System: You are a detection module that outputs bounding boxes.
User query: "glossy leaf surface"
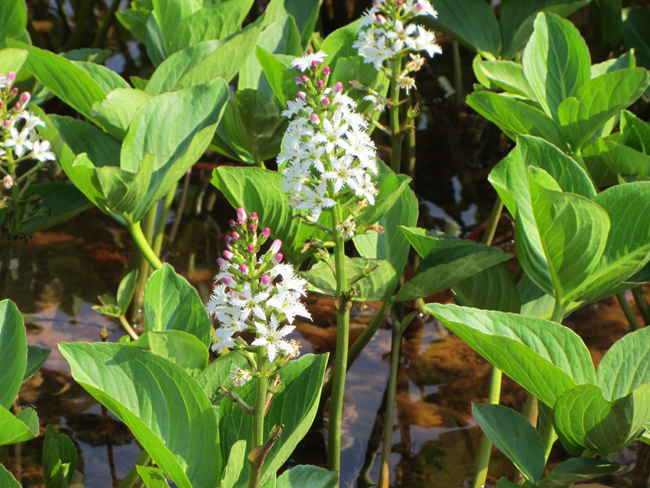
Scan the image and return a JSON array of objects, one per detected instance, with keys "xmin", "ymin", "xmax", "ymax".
[{"xmin": 43, "ymin": 425, "xmax": 77, "ymax": 488}]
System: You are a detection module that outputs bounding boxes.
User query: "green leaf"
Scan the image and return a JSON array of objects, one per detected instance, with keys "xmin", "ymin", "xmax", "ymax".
[
  {"xmin": 59, "ymin": 342, "xmax": 221, "ymax": 488},
  {"xmin": 130, "ymin": 330, "xmax": 209, "ymax": 377},
  {"xmin": 0, "ymin": 299, "xmax": 26, "ymax": 409},
  {"xmin": 276, "ymin": 465, "xmax": 338, "ymax": 488},
  {"xmin": 151, "ymin": 0, "xmax": 202, "ymax": 54},
  {"xmin": 472, "ymin": 403, "xmax": 545, "ymax": 484},
  {"xmin": 145, "ymin": 11, "xmax": 167, "ymax": 66},
  {"xmin": 553, "ymin": 382, "xmax": 650, "ymax": 455},
  {"xmin": 478, "ymin": 60, "xmax": 536, "ymax": 99},
  {"xmin": 496, "ymin": 478, "xmax": 520, "ymax": 488},
  {"xmin": 399, "ymin": 227, "xmax": 459, "ymax": 258},
  {"xmin": 592, "ymin": 0, "xmax": 623, "ymax": 46},
  {"xmin": 418, "ymin": 0, "xmax": 500, "ymax": 58},
  {"xmin": 0, "ymin": 465, "xmax": 19, "ymax": 487},
  {"xmin": 143, "ymin": 264, "xmax": 212, "ymax": 347},
  {"xmin": 0, "ymin": 47, "xmax": 28, "ymax": 74},
  {"xmin": 169, "ymin": 0, "xmax": 255, "ymax": 53},
  {"xmin": 91, "ymin": 88, "xmax": 154, "ymax": 140},
  {"xmin": 219, "ymin": 354, "xmax": 327, "ymax": 487},
  {"xmin": 24, "ymin": 345, "xmax": 50, "ymax": 383},
  {"xmin": 256, "ymin": 48, "xmax": 297, "ymax": 106},
  {"xmin": 262, "ymin": 0, "xmax": 324, "ymax": 48},
  {"xmin": 43, "ymin": 425, "xmax": 77, "ymax": 488},
  {"xmin": 0, "ymin": 0, "xmax": 26, "ymax": 44},
  {"xmin": 623, "ymin": 7, "xmax": 650, "ymax": 71},
  {"xmin": 74, "ymin": 61, "xmax": 130, "ymax": 94},
  {"xmin": 538, "ymin": 458, "xmax": 622, "ymax": 488},
  {"xmin": 211, "ymin": 166, "xmax": 329, "ymax": 265},
  {"xmin": 117, "ymin": 269, "xmax": 138, "ymax": 314},
  {"xmin": 216, "ymin": 89, "xmax": 287, "ymax": 165},
  {"xmin": 302, "ymin": 257, "xmax": 397, "ymax": 301},
  {"xmin": 522, "ymin": 12, "xmax": 591, "ymax": 121},
  {"xmin": 0, "ymin": 405, "xmax": 39, "ymax": 445},
  {"xmin": 518, "ymin": 275, "xmax": 583, "ymax": 320},
  {"xmin": 590, "ymin": 50, "xmax": 635, "ymax": 79},
  {"xmin": 239, "ymin": 15, "xmax": 302, "ymax": 99},
  {"xmin": 219, "ymin": 440, "xmax": 247, "ymax": 488},
  {"xmin": 355, "ymin": 165, "xmax": 411, "ymax": 229},
  {"xmin": 424, "ymin": 303, "xmax": 595, "ymax": 406},
  {"xmin": 137, "ymin": 467, "xmax": 171, "ymax": 488},
  {"xmin": 466, "ymin": 92, "xmax": 568, "ymax": 151},
  {"xmin": 196, "ymin": 351, "xmax": 250, "ymax": 404},
  {"xmin": 558, "ymin": 68, "xmax": 650, "ymax": 150},
  {"xmin": 396, "ymin": 241, "xmax": 513, "ymax": 302},
  {"xmin": 321, "ymin": 19, "xmax": 364, "ymax": 72},
  {"xmin": 500, "ymin": 1, "xmax": 590, "ymax": 60},
  {"xmin": 593, "ymin": 139, "xmax": 650, "ymax": 179},
  {"xmin": 116, "ymin": 9, "xmax": 150, "ymax": 44},
  {"xmin": 452, "ymin": 262, "xmax": 521, "ymax": 313},
  {"xmin": 620, "ymin": 109, "xmax": 650, "ymax": 153},
  {"xmin": 176, "ymin": 23, "xmax": 263, "ymax": 89},
  {"xmin": 7, "ymin": 41, "xmax": 106, "ymax": 121}
]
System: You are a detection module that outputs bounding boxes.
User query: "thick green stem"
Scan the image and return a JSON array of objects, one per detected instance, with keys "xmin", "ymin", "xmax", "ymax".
[
  {"xmin": 550, "ymin": 296, "xmax": 566, "ymax": 324},
  {"xmin": 326, "ymin": 198, "xmax": 350, "ymax": 473},
  {"xmin": 248, "ymin": 349, "xmax": 268, "ymax": 488},
  {"xmin": 482, "ymin": 197, "xmax": 503, "ymax": 246},
  {"xmin": 541, "ymin": 414, "xmax": 558, "ymax": 463},
  {"xmin": 92, "ymin": 0, "xmax": 121, "ymax": 47},
  {"xmin": 119, "ymin": 315, "xmax": 139, "ymax": 341},
  {"xmin": 616, "ymin": 291, "xmax": 640, "ymax": 331},
  {"xmin": 127, "ymin": 218, "xmax": 164, "ymax": 271},
  {"xmin": 378, "ymin": 325, "xmax": 402, "ymax": 488},
  {"xmin": 152, "ymin": 184, "xmax": 177, "ymax": 258},
  {"xmin": 470, "ymin": 367, "xmax": 503, "ymax": 488},
  {"xmin": 389, "ymin": 52, "xmax": 404, "ymax": 174},
  {"xmin": 631, "ymin": 286, "xmax": 650, "ymax": 327},
  {"xmin": 117, "ymin": 449, "xmax": 151, "ymax": 488}
]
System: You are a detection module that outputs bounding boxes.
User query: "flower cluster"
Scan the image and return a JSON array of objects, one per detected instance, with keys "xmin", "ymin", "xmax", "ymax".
[
  {"xmin": 353, "ymin": 0, "xmax": 441, "ymax": 73},
  {"xmin": 278, "ymin": 52, "xmax": 379, "ymax": 226},
  {"xmin": 0, "ymin": 72, "xmax": 55, "ymax": 185},
  {"xmin": 207, "ymin": 208, "xmax": 310, "ymax": 382}
]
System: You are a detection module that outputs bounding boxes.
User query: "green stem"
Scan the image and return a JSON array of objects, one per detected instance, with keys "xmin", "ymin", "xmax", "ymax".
[
  {"xmin": 152, "ymin": 184, "xmax": 177, "ymax": 258},
  {"xmin": 482, "ymin": 197, "xmax": 503, "ymax": 245},
  {"xmin": 550, "ymin": 296, "xmax": 566, "ymax": 324},
  {"xmin": 616, "ymin": 291, "xmax": 640, "ymax": 331},
  {"xmin": 541, "ymin": 413, "xmax": 558, "ymax": 463},
  {"xmin": 127, "ymin": 218, "xmax": 163, "ymax": 271},
  {"xmin": 389, "ymin": 52, "xmax": 404, "ymax": 174},
  {"xmin": 117, "ymin": 449, "xmax": 151, "ymax": 488},
  {"xmin": 119, "ymin": 315, "xmax": 139, "ymax": 341},
  {"xmin": 92, "ymin": 0, "xmax": 121, "ymax": 47},
  {"xmin": 452, "ymin": 41, "xmax": 462, "ymax": 108},
  {"xmin": 378, "ymin": 325, "xmax": 402, "ymax": 488},
  {"xmin": 248, "ymin": 348, "xmax": 268, "ymax": 488},
  {"xmin": 405, "ymin": 94, "xmax": 416, "ymax": 184},
  {"xmin": 470, "ymin": 367, "xmax": 503, "ymax": 488},
  {"xmin": 326, "ymin": 193, "xmax": 350, "ymax": 473},
  {"xmin": 631, "ymin": 286, "xmax": 650, "ymax": 327}
]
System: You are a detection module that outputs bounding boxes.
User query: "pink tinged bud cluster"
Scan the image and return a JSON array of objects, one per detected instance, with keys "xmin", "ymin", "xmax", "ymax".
[
  {"xmin": 207, "ymin": 208, "xmax": 310, "ymax": 363},
  {"xmin": 278, "ymin": 51, "xmax": 380, "ymax": 224},
  {"xmin": 353, "ymin": 0, "xmax": 441, "ymax": 71}
]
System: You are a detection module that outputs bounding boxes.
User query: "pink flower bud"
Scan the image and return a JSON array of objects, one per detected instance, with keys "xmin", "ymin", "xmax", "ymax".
[
  {"xmin": 260, "ymin": 275, "xmax": 271, "ymax": 287},
  {"xmin": 396, "ymin": 0, "xmax": 403, "ymax": 6},
  {"xmin": 7, "ymin": 72, "xmax": 15, "ymax": 84},
  {"xmin": 323, "ymin": 66, "xmax": 330, "ymax": 75},
  {"xmin": 222, "ymin": 276, "xmax": 235, "ymax": 287},
  {"xmin": 19, "ymin": 92, "xmax": 30, "ymax": 104},
  {"xmin": 317, "ymin": 79, "xmax": 324, "ymax": 88},
  {"xmin": 301, "ymin": 75, "xmax": 309, "ymax": 83},
  {"xmin": 262, "ymin": 228, "xmax": 271, "ymax": 238},
  {"xmin": 376, "ymin": 14, "xmax": 385, "ymax": 23},
  {"xmin": 310, "ymin": 113, "xmax": 320, "ymax": 124},
  {"xmin": 248, "ymin": 244, "xmax": 255, "ymax": 253},
  {"xmin": 272, "ymin": 253, "xmax": 283, "ymax": 264},
  {"xmin": 3, "ymin": 119, "xmax": 10, "ymax": 127},
  {"xmin": 295, "ymin": 66, "xmax": 302, "ymax": 72},
  {"xmin": 294, "ymin": 76, "xmax": 303, "ymax": 85},
  {"xmin": 237, "ymin": 207, "xmax": 247, "ymax": 222},
  {"xmin": 321, "ymin": 96, "xmax": 330, "ymax": 106},
  {"xmin": 223, "ymin": 250, "xmax": 234, "ymax": 260},
  {"xmin": 297, "ymin": 91, "xmax": 307, "ymax": 101},
  {"xmin": 249, "ymin": 224, "xmax": 257, "ymax": 233},
  {"xmin": 311, "ymin": 60, "xmax": 320, "ymax": 68},
  {"xmin": 13, "ymin": 103, "xmax": 21, "ymax": 111},
  {"xmin": 250, "ymin": 212, "xmax": 258, "ymax": 222},
  {"xmin": 239, "ymin": 264, "xmax": 249, "ymax": 274},
  {"xmin": 229, "ymin": 219, "xmax": 236, "ymax": 227},
  {"xmin": 333, "ymin": 81, "xmax": 344, "ymax": 93},
  {"xmin": 237, "ymin": 217, "xmax": 245, "ymax": 226},
  {"xmin": 11, "ymin": 88, "xmax": 17, "ymax": 96},
  {"xmin": 225, "ymin": 235, "xmax": 233, "ymax": 245},
  {"xmin": 269, "ymin": 239, "xmax": 282, "ymax": 254},
  {"xmin": 231, "ymin": 231, "xmax": 240, "ymax": 240},
  {"xmin": 217, "ymin": 258, "xmax": 228, "ymax": 268},
  {"xmin": 0, "ymin": 101, "xmax": 4, "ymax": 108},
  {"xmin": 416, "ymin": 2, "xmax": 424, "ymax": 9}
]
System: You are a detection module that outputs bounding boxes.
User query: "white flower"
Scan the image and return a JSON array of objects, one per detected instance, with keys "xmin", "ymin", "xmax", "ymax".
[
  {"xmin": 252, "ymin": 315, "xmax": 296, "ymax": 362},
  {"xmin": 19, "ymin": 112, "xmax": 45, "ymax": 132},
  {"xmin": 290, "ymin": 51, "xmax": 327, "ymax": 72},
  {"xmin": 398, "ymin": 76, "xmax": 416, "ymax": 94},
  {"xmin": 405, "ymin": 25, "xmax": 442, "ymax": 57},
  {"xmin": 323, "ymin": 154, "xmax": 363, "ymax": 193},
  {"xmin": 3, "ymin": 175, "xmax": 13, "ymax": 189},
  {"xmin": 230, "ymin": 282, "xmax": 269, "ymax": 322},
  {"xmin": 296, "ymin": 182, "xmax": 337, "ymax": 222},
  {"xmin": 336, "ymin": 217, "xmax": 356, "ymax": 239},
  {"xmin": 5, "ymin": 128, "xmax": 32, "ymax": 157},
  {"xmin": 267, "ymin": 288, "xmax": 311, "ymax": 324},
  {"xmin": 211, "ymin": 328, "xmax": 238, "ymax": 353},
  {"xmin": 31, "ymin": 139, "xmax": 55, "ymax": 162},
  {"xmin": 230, "ymin": 364, "xmax": 253, "ymax": 387}
]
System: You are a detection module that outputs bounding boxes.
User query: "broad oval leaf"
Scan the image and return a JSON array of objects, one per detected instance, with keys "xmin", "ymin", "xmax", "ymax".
[
  {"xmin": 219, "ymin": 440, "xmax": 247, "ymax": 488},
  {"xmin": 196, "ymin": 351, "xmax": 250, "ymax": 404},
  {"xmin": 0, "ymin": 299, "xmax": 27, "ymax": 409},
  {"xmin": 538, "ymin": 458, "xmax": 622, "ymax": 488},
  {"xmin": 452, "ymin": 262, "xmax": 521, "ymax": 313},
  {"xmin": 0, "ymin": 0, "xmax": 26, "ymax": 43},
  {"xmin": 276, "ymin": 465, "xmax": 338, "ymax": 488},
  {"xmin": 91, "ymin": 88, "xmax": 153, "ymax": 140},
  {"xmin": 59, "ymin": 341, "xmax": 221, "ymax": 488},
  {"xmin": 143, "ymin": 264, "xmax": 212, "ymax": 347},
  {"xmin": 623, "ymin": 7, "xmax": 650, "ymax": 72},
  {"xmin": 0, "ymin": 406, "xmax": 39, "ymax": 445},
  {"xmin": 43, "ymin": 425, "xmax": 77, "ymax": 488},
  {"xmin": 478, "ymin": 60, "xmax": 535, "ymax": 99},
  {"xmin": 262, "ymin": 0, "xmax": 323, "ymax": 48},
  {"xmin": 0, "ymin": 464, "xmax": 20, "ymax": 488},
  {"xmin": 24, "ymin": 345, "xmax": 50, "ymax": 383},
  {"xmin": 129, "ymin": 330, "xmax": 209, "ymax": 377},
  {"xmin": 137, "ymin": 466, "xmax": 171, "ymax": 488}
]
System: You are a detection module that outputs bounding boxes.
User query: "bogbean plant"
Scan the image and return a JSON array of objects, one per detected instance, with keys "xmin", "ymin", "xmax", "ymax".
[{"xmin": 3, "ymin": 0, "xmax": 650, "ymax": 487}]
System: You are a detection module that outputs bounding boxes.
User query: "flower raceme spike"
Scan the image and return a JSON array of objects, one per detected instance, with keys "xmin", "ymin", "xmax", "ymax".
[
  {"xmin": 278, "ymin": 52, "xmax": 379, "ymax": 226},
  {"xmin": 353, "ymin": 0, "xmax": 441, "ymax": 71},
  {"xmin": 207, "ymin": 208, "xmax": 310, "ymax": 380}
]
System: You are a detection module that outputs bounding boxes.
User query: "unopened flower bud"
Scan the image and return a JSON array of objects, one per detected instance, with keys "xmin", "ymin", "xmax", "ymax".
[
  {"xmin": 323, "ymin": 66, "xmax": 330, "ymax": 75},
  {"xmin": 249, "ymin": 224, "xmax": 257, "ymax": 233},
  {"xmin": 237, "ymin": 207, "xmax": 247, "ymax": 222},
  {"xmin": 223, "ymin": 250, "xmax": 234, "ymax": 260},
  {"xmin": 237, "ymin": 217, "xmax": 245, "ymax": 226},
  {"xmin": 311, "ymin": 60, "xmax": 319, "ymax": 68},
  {"xmin": 13, "ymin": 103, "xmax": 21, "ymax": 111},
  {"xmin": 321, "ymin": 96, "xmax": 330, "ymax": 106},
  {"xmin": 225, "ymin": 235, "xmax": 233, "ymax": 246},
  {"xmin": 260, "ymin": 274, "xmax": 272, "ymax": 287},
  {"xmin": 250, "ymin": 212, "xmax": 258, "ymax": 222},
  {"xmin": 294, "ymin": 76, "xmax": 303, "ymax": 85},
  {"xmin": 272, "ymin": 253, "xmax": 283, "ymax": 264},
  {"xmin": 248, "ymin": 244, "xmax": 255, "ymax": 253},
  {"xmin": 231, "ymin": 231, "xmax": 240, "ymax": 240},
  {"xmin": 317, "ymin": 80, "xmax": 324, "ymax": 88},
  {"xmin": 0, "ymin": 101, "xmax": 3, "ymax": 108},
  {"xmin": 217, "ymin": 258, "xmax": 228, "ymax": 268},
  {"xmin": 376, "ymin": 14, "xmax": 385, "ymax": 23},
  {"xmin": 7, "ymin": 72, "xmax": 15, "ymax": 84},
  {"xmin": 11, "ymin": 88, "xmax": 17, "ymax": 96},
  {"xmin": 297, "ymin": 91, "xmax": 307, "ymax": 101},
  {"xmin": 396, "ymin": 0, "xmax": 403, "ymax": 6},
  {"xmin": 269, "ymin": 239, "xmax": 282, "ymax": 254},
  {"xmin": 3, "ymin": 175, "xmax": 13, "ymax": 189},
  {"xmin": 3, "ymin": 119, "xmax": 10, "ymax": 127},
  {"xmin": 19, "ymin": 92, "xmax": 30, "ymax": 105},
  {"xmin": 301, "ymin": 75, "xmax": 309, "ymax": 83},
  {"xmin": 333, "ymin": 81, "xmax": 344, "ymax": 93},
  {"xmin": 416, "ymin": 2, "xmax": 424, "ymax": 9},
  {"xmin": 229, "ymin": 219, "xmax": 236, "ymax": 227},
  {"xmin": 310, "ymin": 113, "xmax": 320, "ymax": 124},
  {"xmin": 239, "ymin": 264, "xmax": 249, "ymax": 274},
  {"xmin": 222, "ymin": 276, "xmax": 235, "ymax": 287},
  {"xmin": 262, "ymin": 228, "xmax": 271, "ymax": 238}
]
